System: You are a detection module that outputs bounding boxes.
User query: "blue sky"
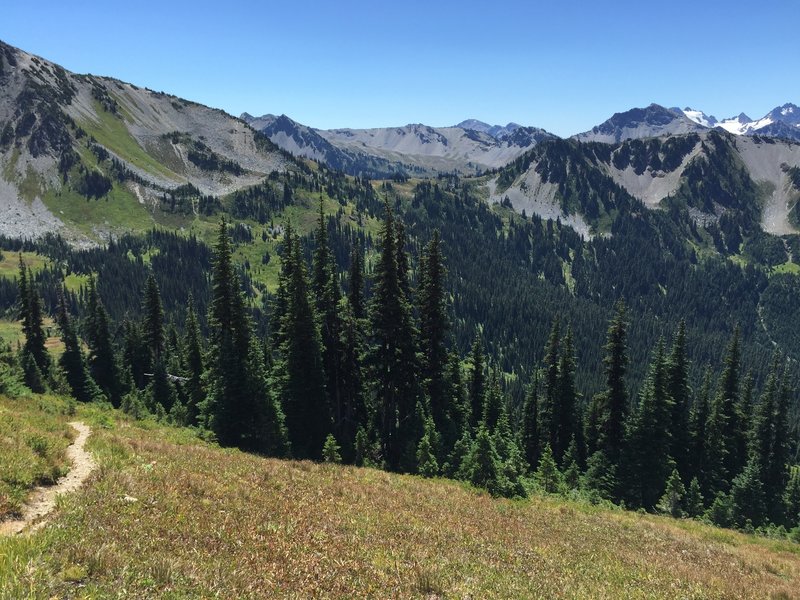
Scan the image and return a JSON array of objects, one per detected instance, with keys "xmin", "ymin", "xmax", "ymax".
[{"xmin": 3, "ymin": 0, "xmax": 799, "ymax": 136}]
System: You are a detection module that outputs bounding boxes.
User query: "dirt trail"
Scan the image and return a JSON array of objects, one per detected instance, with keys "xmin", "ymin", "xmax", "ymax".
[{"xmin": 0, "ymin": 421, "xmax": 96, "ymax": 536}]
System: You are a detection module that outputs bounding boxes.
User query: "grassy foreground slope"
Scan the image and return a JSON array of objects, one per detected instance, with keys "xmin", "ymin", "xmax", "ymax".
[{"xmin": 2, "ymin": 399, "xmax": 800, "ymax": 598}]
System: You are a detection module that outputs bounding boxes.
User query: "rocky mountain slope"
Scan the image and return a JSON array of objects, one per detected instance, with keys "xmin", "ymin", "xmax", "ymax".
[
  {"xmin": 0, "ymin": 40, "xmax": 291, "ymax": 243},
  {"xmin": 242, "ymin": 113, "xmax": 556, "ymax": 177},
  {"xmin": 490, "ymin": 129, "xmax": 800, "ymax": 237}
]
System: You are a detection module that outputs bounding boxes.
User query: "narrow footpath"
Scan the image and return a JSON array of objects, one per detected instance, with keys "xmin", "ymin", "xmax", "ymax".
[{"xmin": 0, "ymin": 421, "xmax": 96, "ymax": 536}]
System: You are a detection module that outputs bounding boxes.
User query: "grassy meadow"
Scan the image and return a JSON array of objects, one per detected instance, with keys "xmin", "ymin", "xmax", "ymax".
[{"xmin": 0, "ymin": 395, "xmax": 799, "ymax": 598}]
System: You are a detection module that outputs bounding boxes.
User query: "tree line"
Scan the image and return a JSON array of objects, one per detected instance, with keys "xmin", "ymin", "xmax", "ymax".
[{"xmin": 9, "ymin": 202, "xmax": 800, "ymax": 540}]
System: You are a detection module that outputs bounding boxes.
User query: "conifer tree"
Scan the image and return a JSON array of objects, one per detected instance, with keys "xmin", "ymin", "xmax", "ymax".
[
  {"xmin": 347, "ymin": 241, "xmax": 366, "ymax": 320},
  {"xmin": 418, "ymin": 230, "xmax": 453, "ymax": 453},
  {"xmin": 482, "ymin": 369, "xmax": 504, "ymax": 432},
  {"xmin": 555, "ymin": 326, "xmax": 577, "ymax": 464},
  {"xmin": 85, "ymin": 276, "xmax": 121, "ymax": 406},
  {"xmin": 666, "ymin": 320, "xmax": 691, "ymax": 480},
  {"xmin": 56, "ymin": 287, "xmax": 103, "ymax": 403},
  {"xmin": 730, "ymin": 457, "xmax": 767, "ymax": 528},
  {"xmin": 367, "ymin": 202, "xmax": 418, "ymax": 471},
  {"xmin": 142, "ymin": 271, "xmax": 165, "ymax": 367},
  {"xmin": 417, "ymin": 416, "xmax": 440, "ymax": 478},
  {"xmin": 539, "ymin": 318, "xmax": 560, "ymax": 456},
  {"xmin": 624, "ymin": 339, "xmax": 674, "ymax": 510},
  {"xmin": 534, "ymin": 444, "xmax": 563, "ymax": 494},
  {"xmin": 596, "ymin": 301, "xmax": 629, "ymax": 472},
  {"xmin": 710, "ymin": 328, "xmax": 743, "ymax": 483},
  {"xmin": 339, "ymin": 300, "xmax": 366, "ymax": 461},
  {"xmin": 562, "ymin": 436, "xmax": 581, "ymax": 490},
  {"xmin": 463, "ymin": 424, "xmax": 503, "ymax": 496},
  {"xmin": 684, "ymin": 477, "xmax": 705, "ymax": 517},
  {"xmin": 689, "ymin": 368, "xmax": 712, "ymax": 488},
  {"xmin": 468, "ymin": 335, "xmax": 486, "ymax": 429},
  {"xmin": 275, "ymin": 227, "xmax": 329, "ymax": 459},
  {"xmin": 18, "ymin": 258, "xmax": 50, "ymax": 380},
  {"xmin": 312, "ymin": 200, "xmax": 343, "ymax": 437},
  {"xmin": 657, "ymin": 468, "xmax": 685, "ymax": 518},
  {"xmin": 204, "ymin": 219, "xmax": 288, "ymax": 454},
  {"xmin": 522, "ymin": 379, "xmax": 540, "ymax": 469},
  {"xmin": 784, "ymin": 471, "xmax": 800, "ymax": 527},
  {"xmin": 183, "ymin": 296, "xmax": 204, "ymax": 426},
  {"xmin": 322, "ymin": 433, "xmax": 342, "ymax": 464}
]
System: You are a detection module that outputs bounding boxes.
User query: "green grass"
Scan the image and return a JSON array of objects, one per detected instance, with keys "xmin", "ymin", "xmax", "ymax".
[
  {"xmin": 772, "ymin": 261, "xmax": 800, "ymax": 275},
  {"xmin": 1, "ymin": 395, "xmax": 800, "ymax": 598},
  {"xmin": 41, "ymin": 182, "xmax": 154, "ymax": 240},
  {"xmin": 0, "ymin": 251, "xmax": 49, "ymax": 280},
  {"xmin": 0, "ymin": 395, "xmax": 74, "ymax": 519},
  {"xmin": 79, "ymin": 100, "xmax": 179, "ymax": 181}
]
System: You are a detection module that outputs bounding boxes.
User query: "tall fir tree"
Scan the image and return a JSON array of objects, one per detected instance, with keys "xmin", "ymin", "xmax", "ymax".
[
  {"xmin": 311, "ymin": 200, "xmax": 343, "ymax": 439},
  {"xmin": 522, "ymin": 378, "xmax": 540, "ymax": 470},
  {"xmin": 18, "ymin": 257, "xmax": 50, "ymax": 380},
  {"xmin": 468, "ymin": 335, "xmax": 486, "ymax": 430},
  {"xmin": 274, "ymin": 226, "xmax": 329, "ymax": 459},
  {"xmin": 666, "ymin": 320, "xmax": 691, "ymax": 481},
  {"xmin": 555, "ymin": 325, "xmax": 577, "ymax": 465},
  {"xmin": 597, "ymin": 300, "xmax": 629, "ymax": 470},
  {"xmin": 710, "ymin": 328, "xmax": 744, "ymax": 484},
  {"xmin": 538, "ymin": 317, "xmax": 560, "ymax": 457},
  {"xmin": 418, "ymin": 230, "xmax": 454, "ymax": 455},
  {"xmin": 689, "ymin": 368, "xmax": 712, "ymax": 489},
  {"xmin": 347, "ymin": 240, "xmax": 366, "ymax": 321},
  {"xmin": 367, "ymin": 202, "xmax": 419, "ymax": 471},
  {"xmin": 204, "ymin": 219, "xmax": 288, "ymax": 454},
  {"xmin": 56, "ymin": 287, "xmax": 103, "ymax": 403},
  {"xmin": 142, "ymin": 271, "xmax": 165, "ymax": 368},
  {"xmin": 85, "ymin": 276, "xmax": 121, "ymax": 406},
  {"xmin": 623, "ymin": 338, "xmax": 674, "ymax": 510},
  {"xmin": 183, "ymin": 296, "xmax": 205, "ymax": 426}
]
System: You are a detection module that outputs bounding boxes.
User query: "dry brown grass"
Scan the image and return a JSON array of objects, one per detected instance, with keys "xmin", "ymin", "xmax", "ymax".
[{"xmin": 1, "ymin": 407, "xmax": 799, "ymax": 598}]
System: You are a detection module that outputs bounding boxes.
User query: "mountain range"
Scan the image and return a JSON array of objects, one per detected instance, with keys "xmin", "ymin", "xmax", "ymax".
[{"xmin": 0, "ymin": 37, "xmax": 799, "ymax": 247}]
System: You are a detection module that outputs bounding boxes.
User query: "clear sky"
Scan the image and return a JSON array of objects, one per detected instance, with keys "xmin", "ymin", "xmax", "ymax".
[{"xmin": 2, "ymin": 0, "xmax": 799, "ymax": 137}]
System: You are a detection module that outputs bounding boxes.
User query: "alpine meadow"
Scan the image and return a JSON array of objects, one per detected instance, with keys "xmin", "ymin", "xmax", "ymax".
[{"xmin": 2, "ymin": 7, "xmax": 800, "ymax": 597}]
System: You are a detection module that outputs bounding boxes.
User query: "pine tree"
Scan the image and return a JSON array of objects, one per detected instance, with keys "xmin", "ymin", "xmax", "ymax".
[
  {"xmin": 56, "ymin": 287, "xmax": 103, "ymax": 403},
  {"xmin": 367, "ymin": 202, "xmax": 418, "ymax": 471},
  {"xmin": 538, "ymin": 317, "xmax": 560, "ymax": 457},
  {"xmin": 142, "ymin": 271, "xmax": 165, "ymax": 368},
  {"xmin": 522, "ymin": 379, "xmax": 540, "ymax": 469},
  {"xmin": 562, "ymin": 436, "xmax": 581, "ymax": 490},
  {"xmin": 275, "ymin": 227, "xmax": 329, "ymax": 459},
  {"xmin": 555, "ymin": 325, "xmax": 577, "ymax": 464},
  {"xmin": 482, "ymin": 369, "xmax": 503, "ymax": 432},
  {"xmin": 183, "ymin": 296, "xmax": 204, "ymax": 426},
  {"xmin": 657, "ymin": 468, "xmax": 685, "ymax": 518},
  {"xmin": 347, "ymin": 241, "xmax": 366, "ymax": 320},
  {"xmin": 666, "ymin": 320, "xmax": 691, "ymax": 481},
  {"xmin": 729, "ymin": 457, "xmax": 767, "ymax": 528},
  {"xmin": 463, "ymin": 424, "xmax": 503, "ymax": 496},
  {"xmin": 417, "ymin": 416, "xmax": 440, "ymax": 478},
  {"xmin": 709, "ymin": 328, "xmax": 743, "ymax": 484},
  {"xmin": 85, "ymin": 276, "xmax": 121, "ymax": 406},
  {"xmin": 339, "ymin": 300, "xmax": 366, "ymax": 461},
  {"xmin": 689, "ymin": 368, "xmax": 712, "ymax": 490},
  {"xmin": 18, "ymin": 258, "xmax": 50, "ymax": 379},
  {"xmin": 684, "ymin": 477, "xmax": 704, "ymax": 517},
  {"xmin": 468, "ymin": 335, "xmax": 486, "ymax": 429},
  {"xmin": 784, "ymin": 471, "xmax": 800, "ymax": 528},
  {"xmin": 322, "ymin": 434, "xmax": 342, "ymax": 464},
  {"xmin": 624, "ymin": 339, "xmax": 674, "ymax": 510},
  {"xmin": 418, "ymin": 230, "xmax": 453, "ymax": 455},
  {"xmin": 534, "ymin": 444, "xmax": 563, "ymax": 494},
  {"xmin": 204, "ymin": 219, "xmax": 288, "ymax": 455},
  {"xmin": 583, "ymin": 450, "xmax": 617, "ymax": 502},
  {"xmin": 597, "ymin": 301, "xmax": 629, "ymax": 469},
  {"xmin": 311, "ymin": 200, "xmax": 343, "ymax": 441}
]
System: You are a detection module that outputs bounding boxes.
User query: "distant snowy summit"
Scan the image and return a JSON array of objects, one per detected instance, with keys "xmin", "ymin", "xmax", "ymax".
[
  {"xmin": 680, "ymin": 103, "xmax": 800, "ymax": 140},
  {"xmin": 575, "ymin": 103, "xmax": 800, "ymax": 143}
]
